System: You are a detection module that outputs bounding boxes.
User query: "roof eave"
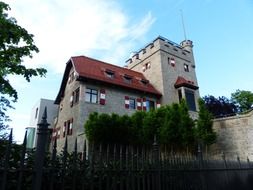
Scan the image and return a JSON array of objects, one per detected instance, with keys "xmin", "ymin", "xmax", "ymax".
[{"xmin": 174, "ymin": 83, "xmax": 199, "ymax": 90}]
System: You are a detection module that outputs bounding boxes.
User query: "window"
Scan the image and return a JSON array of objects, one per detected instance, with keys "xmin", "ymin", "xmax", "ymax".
[
  {"xmin": 178, "ymin": 89, "xmax": 182, "ymax": 102},
  {"xmin": 141, "ymin": 79, "xmax": 149, "ymax": 86},
  {"xmin": 105, "ymin": 69, "xmax": 115, "ymax": 79},
  {"xmin": 129, "ymin": 98, "xmax": 136, "ymax": 109},
  {"xmin": 85, "ymin": 88, "xmax": 98, "ymax": 103},
  {"xmin": 184, "ymin": 64, "xmax": 189, "ymax": 72},
  {"xmin": 123, "ymin": 75, "xmax": 132, "ymax": 84},
  {"xmin": 185, "ymin": 89, "xmax": 196, "ymax": 111},
  {"xmin": 142, "ymin": 62, "xmax": 151, "ymax": 72},
  {"xmin": 74, "ymin": 87, "xmax": 80, "ymax": 104},
  {"xmin": 170, "ymin": 58, "xmax": 175, "ymax": 67},
  {"xmin": 66, "ymin": 119, "xmax": 73, "ymax": 135},
  {"xmin": 146, "ymin": 100, "xmax": 155, "ymax": 111}
]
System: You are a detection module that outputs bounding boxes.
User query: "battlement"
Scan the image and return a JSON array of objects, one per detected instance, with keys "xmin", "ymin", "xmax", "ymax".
[{"xmin": 126, "ymin": 36, "xmax": 193, "ymax": 69}]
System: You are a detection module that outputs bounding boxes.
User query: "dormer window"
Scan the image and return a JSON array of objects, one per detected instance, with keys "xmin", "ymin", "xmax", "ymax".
[
  {"xmin": 141, "ymin": 79, "xmax": 149, "ymax": 86},
  {"xmin": 123, "ymin": 74, "xmax": 132, "ymax": 84},
  {"xmin": 105, "ymin": 69, "xmax": 115, "ymax": 79}
]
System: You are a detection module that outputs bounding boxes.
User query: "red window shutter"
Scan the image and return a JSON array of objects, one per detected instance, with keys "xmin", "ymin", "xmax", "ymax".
[
  {"xmin": 137, "ymin": 98, "xmax": 142, "ymax": 110},
  {"xmin": 125, "ymin": 96, "xmax": 129, "ymax": 109},
  {"xmin": 142, "ymin": 98, "xmax": 146, "ymax": 111},
  {"xmin": 100, "ymin": 89, "xmax": 106, "ymax": 105}
]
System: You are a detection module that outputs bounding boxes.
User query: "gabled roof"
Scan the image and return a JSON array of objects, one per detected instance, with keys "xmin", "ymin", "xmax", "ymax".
[
  {"xmin": 55, "ymin": 56, "xmax": 161, "ymax": 104},
  {"xmin": 174, "ymin": 76, "xmax": 199, "ymax": 90}
]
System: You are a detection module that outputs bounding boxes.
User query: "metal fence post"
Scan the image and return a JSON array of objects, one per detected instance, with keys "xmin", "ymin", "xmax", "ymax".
[
  {"xmin": 197, "ymin": 141, "xmax": 203, "ymax": 168},
  {"xmin": 32, "ymin": 107, "xmax": 50, "ymax": 190},
  {"xmin": 152, "ymin": 135, "xmax": 161, "ymax": 190}
]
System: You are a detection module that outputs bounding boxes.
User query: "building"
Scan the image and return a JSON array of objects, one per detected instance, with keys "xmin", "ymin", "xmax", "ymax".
[
  {"xmin": 28, "ymin": 98, "xmax": 58, "ymax": 148},
  {"xmin": 53, "ymin": 36, "xmax": 200, "ymax": 151}
]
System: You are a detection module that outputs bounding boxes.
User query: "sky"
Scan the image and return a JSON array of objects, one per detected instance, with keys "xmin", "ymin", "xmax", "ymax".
[{"xmin": 3, "ymin": 0, "xmax": 253, "ymax": 143}]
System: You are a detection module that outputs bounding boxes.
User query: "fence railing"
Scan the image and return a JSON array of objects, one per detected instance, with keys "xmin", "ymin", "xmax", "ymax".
[{"xmin": 1, "ymin": 107, "xmax": 253, "ymax": 190}]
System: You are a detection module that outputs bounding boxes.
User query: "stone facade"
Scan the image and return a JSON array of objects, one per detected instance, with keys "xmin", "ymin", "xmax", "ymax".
[
  {"xmin": 55, "ymin": 68, "xmax": 159, "ymax": 151},
  {"xmin": 211, "ymin": 110, "xmax": 253, "ymax": 160}
]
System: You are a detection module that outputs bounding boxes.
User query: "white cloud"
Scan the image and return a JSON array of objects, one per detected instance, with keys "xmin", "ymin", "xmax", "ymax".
[{"xmin": 5, "ymin": 0, "xmax": 156, "ymax": 72}]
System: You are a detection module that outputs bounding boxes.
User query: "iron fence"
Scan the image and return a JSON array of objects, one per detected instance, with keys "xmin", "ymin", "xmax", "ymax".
[{"xmin": 1, "ymin": 107, "xmax": 253, "ymax": 190}]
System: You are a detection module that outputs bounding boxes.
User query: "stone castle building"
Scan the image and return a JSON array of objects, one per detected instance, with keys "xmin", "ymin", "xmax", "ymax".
[{"xmin": 52, "ymin": 36, "xmax": 200, "ymax": 151}]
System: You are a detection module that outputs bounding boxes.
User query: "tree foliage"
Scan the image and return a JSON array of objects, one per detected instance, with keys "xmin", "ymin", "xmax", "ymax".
[
  {"xmin": 203, "ymin": 95, "xmax": 237, "ymax": 118},
  {"xmin": 84, "ymin": 100, "xmax": 203, "ymax": 148},
  {"xmin": 159, "ymin": 100, "xmax": 195, "ymax": 147},
  {"xmin": 231, "ymin": 89, "xmax": 253, "ymax": 112},
  {"xmin": 0, "ymin": 2, "xmax": 47, "ymax": 137},
  {"xmin": 196, "ymin": 99, "xmax": 216, "ymax": 145}
]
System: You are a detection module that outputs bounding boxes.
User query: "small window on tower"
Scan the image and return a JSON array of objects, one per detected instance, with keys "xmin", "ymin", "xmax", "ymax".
[
  {"xmin": 184, "ymin": 64, "xmax": 189, "ymax": 72},
  {"xmin": 170, "ymin": 58, "xmax": 175, "ymax": 67}
]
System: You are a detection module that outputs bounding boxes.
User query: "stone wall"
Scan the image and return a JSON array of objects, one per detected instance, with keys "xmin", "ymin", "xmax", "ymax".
[{"xmin": 211, "ymin": 110, "xmax": 253, "ymax": 160}]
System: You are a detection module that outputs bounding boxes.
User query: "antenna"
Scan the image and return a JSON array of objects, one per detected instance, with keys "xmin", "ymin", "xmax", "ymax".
[{"xmin": 180, "ymin": 10, "xmax": 187, "ymax": 40}]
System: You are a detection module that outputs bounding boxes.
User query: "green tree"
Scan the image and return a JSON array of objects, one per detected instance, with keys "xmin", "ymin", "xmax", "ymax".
[
  {"xmin": 231, "ymin": 89, "xmax": 253, "ymax": 112},
  {"xmin": 159, "ymin": 104, "xmax": 182, "ymax": 146},
  {"xmin": 0, "ymin": 2, "xmax": 47, "ymax": 137},
  {"xmin": 179, "ymin": 100, "xmax": 195, "ymax": 146},
  {"xmin": 196, "ymin": 99, "xmax": 216, "ymax": 145},
  {"xmin": 159, "ymin": 101, "xmax": 195, "ymax": 148},
  {"xmin": 203, "ymin": 95, "xmax": 237, "ymax": 117},
  {"xmin": 130, "ymin": 111, "xmax": 147, "ymax": 144}
]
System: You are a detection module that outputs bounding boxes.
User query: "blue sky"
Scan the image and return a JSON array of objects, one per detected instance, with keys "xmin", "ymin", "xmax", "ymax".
[{"xmin": 4, "ymin": 0, "xmax": 253, "ymax": 143}]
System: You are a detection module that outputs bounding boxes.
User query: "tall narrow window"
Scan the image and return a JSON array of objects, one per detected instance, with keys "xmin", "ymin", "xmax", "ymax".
[
  {"xmin": 85, "ymin": 88, "xmax": 98, "ymax": 103},
  {"xmin": 74, "ymin": 87, "xmax": 80, "ymax": 104},
  {"xmin": 184, "ymin": 64, "xmax": 189, "ymax": 72},
  {"xmin": 129, "ymin": 98, "xmax": 136, "ymax": 109},
  {"xmin": 178, "ymin": 89, "xmax": 182, "ymax": 102},
  {"xmin": 185, "ymin": 89, "xmax": 196, "ymax": 111}
]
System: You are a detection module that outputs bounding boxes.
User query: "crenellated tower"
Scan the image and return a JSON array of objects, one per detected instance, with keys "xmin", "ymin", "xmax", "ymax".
[{"xmin": 126, "ymin": 36, "xmax": 200, "ymax": 119}]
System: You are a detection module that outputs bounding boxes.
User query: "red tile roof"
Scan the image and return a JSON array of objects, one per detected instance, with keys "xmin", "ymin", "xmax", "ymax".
[
  {"xmin": 72, "ymin": 56, "xmax": 161, "ymax": 93},
  {"xmin": 55, "ymin": 56, "xmax": 161, "ymax": 104},
  {"xmin": 174, "ymin": 76, "xmax": 199, "ymax": 90}
]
